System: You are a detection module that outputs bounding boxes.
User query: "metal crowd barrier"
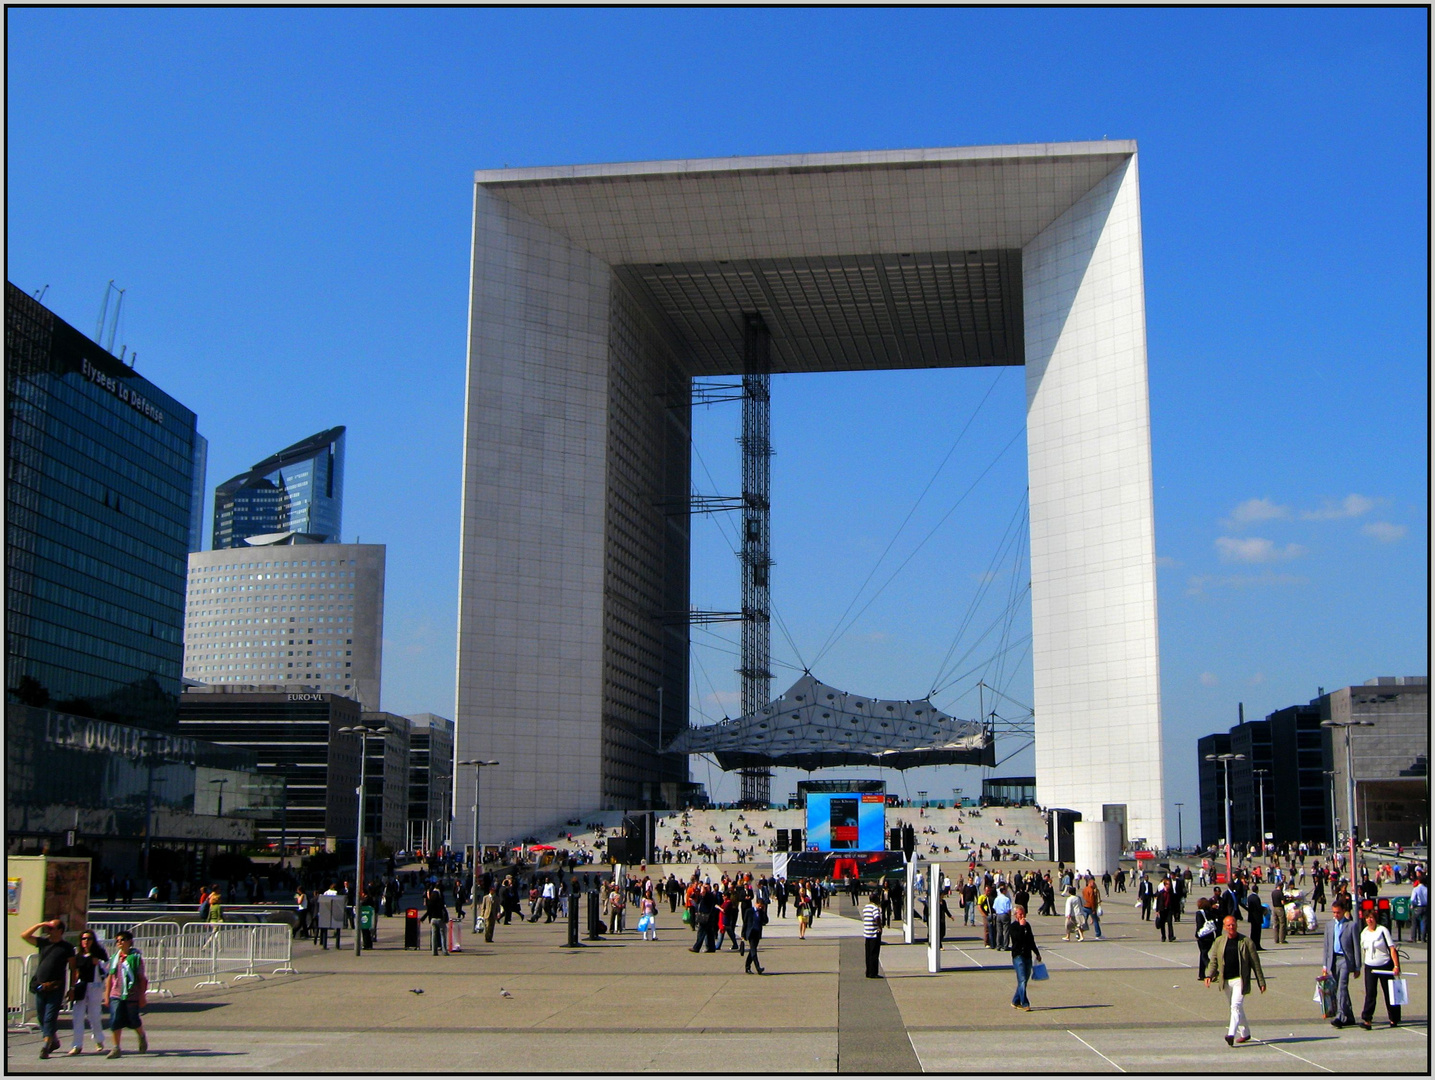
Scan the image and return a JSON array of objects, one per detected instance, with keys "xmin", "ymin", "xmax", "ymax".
[
  {"xmin": 7, "ymin": 955, "xmax": 34, "ymax": 1031},
  {"xmin": 132, "ymin": 921, "xmax": 182, "ymax": 998},
  {"xmin": 179, "ymin": 922, "xmax": 297, "ymax": 987}
]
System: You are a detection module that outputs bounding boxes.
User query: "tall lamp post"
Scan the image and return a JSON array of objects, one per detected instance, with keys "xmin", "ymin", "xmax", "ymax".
[
  {"xmin": 1252, "ymin": 768, "xmax": 1269, "ymax": 860},
  {"xmin": 1174, "ymin": 802, "xmax": 1184, "ymax": 854},
  {"xmin": 339, "ymin": 724, "xmax": 385, "ymax": 956},
  {"xmin": 457, "ymin": 759, "xmax": 499, "ymax": 931},
  {"xmin": 1205, "ymin": 752, "xmax": 1245, "ymax": 884},
  {"xmin": 1322, "ymin": 718, "xmax": 1375, "ymax": 889},
  {"xmin": 210, "ymin": 777, "xmax": 229, "ymax": 817}
]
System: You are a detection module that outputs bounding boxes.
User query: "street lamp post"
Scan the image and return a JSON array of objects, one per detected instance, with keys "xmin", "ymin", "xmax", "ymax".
[
  {"xmin": 1205, "ymin": 753, "xmax": 1245, "ymax": 884},
  {"xmin": 457, "ymin": 759, "xmax": 499, "ymax": 931},
  {"xmin": 1174, "ymin": 802, "xmax": 1184, "ymax": 854},
  {"xmin": 339, "ymin": 724, "xmax": 385, "ymax": 956},
  {"xmin": 1322, "ymin": 719, "xmax": 1375, "ymax": 889},
  {"xmin": 210, "ymin": 777, "xmax": 229, "ymax": 817},
  {"xmin": 1253, "ymin": 769, "xmax": 1269, "ymax": 860}
]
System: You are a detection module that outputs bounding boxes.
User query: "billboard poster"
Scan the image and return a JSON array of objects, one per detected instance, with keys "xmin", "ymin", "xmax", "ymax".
[{"xmin": 805, "ymin": 792, "xmax": 886, "ymax": 851}]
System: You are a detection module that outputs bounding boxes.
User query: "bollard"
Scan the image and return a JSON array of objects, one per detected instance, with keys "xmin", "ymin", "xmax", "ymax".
[
  {"xmin": 564, "ymin": 894, "xmax": 582, "ymax": 948},
  {"xmin": 586, "ymin": 889, "xmax": 602, "ymax": 940}
]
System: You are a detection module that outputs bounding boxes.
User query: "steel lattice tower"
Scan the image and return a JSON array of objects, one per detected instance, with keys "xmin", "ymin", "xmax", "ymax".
[{"xmin": 739, "ymin": 314, "xmax": 773, "ymax": 804}]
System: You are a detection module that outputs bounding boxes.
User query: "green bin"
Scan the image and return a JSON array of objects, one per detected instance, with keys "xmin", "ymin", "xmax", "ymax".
[
  {"xmin": 1391, "ymin": 896, "xmax": 1410, "ymax": 923},
  {"xmin": 358, "ymin": 905, "xmax": 376, "ymax": 930}
]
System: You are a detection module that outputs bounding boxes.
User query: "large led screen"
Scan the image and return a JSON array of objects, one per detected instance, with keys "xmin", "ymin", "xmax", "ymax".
[{"xmin": 805, "ymin": 792, "xmax": 887, "ymax": 851}]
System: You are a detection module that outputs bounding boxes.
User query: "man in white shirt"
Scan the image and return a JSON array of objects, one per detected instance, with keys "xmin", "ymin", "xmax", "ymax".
[{"xmin": 542, "ymin": 879, "xmax": 557, "ymax": 922}]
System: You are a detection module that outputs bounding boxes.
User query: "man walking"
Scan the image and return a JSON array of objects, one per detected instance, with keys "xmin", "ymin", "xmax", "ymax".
[
  {"xmin": 744, "ymin": 897, "xmax": 767, "ymax": 974},
  {"xmin": 1322, "ymin": 900, "xmax": 1361, "ymax": 1027},
  {"xmin": 992, "ymin": 884, "xmax": 1013, "ymax": 951},
  {"xmin": 421, "ymin": 884, "xmax": 450, "ymax": 955},
  {"xmin": 1246, "ymin": 886, "xmax": 1265, "ymax": 951},
  {"xmin": 862, "ymin": 892, "xmax": 885, "ymax": 978},
  {"xmin": 1081, "ymin": 878, "xmax": 1104, "ymax": 939},
  {"xmin": 20, "ymin": 919, "xmax": 75, "ymax": 1059},
  {"xmin": 478, "ymin": 885, "xmax": 500, "ymax": 943},
  {"xmin": 1410, "ymin": 877, "xmax": 1428, "ymax": 943},
  {"xmin": 1138, "ymin": 873, "xmax": 1154, "ymax": 921},
  {"xmin": 1270, "ymin": 882, "xmax": 1287, "ymax": 945},
  {"xmin": 1204, "ymin": 915, "xmax": 1266, "ymax": 1045}
]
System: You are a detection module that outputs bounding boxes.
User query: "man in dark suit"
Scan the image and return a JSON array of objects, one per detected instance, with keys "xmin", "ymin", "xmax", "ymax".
[
  {"xmin": 1246, "ymin": 886, "xmax": 1265, "ymax": 951},
  {"xmin": 1321, "ymin": 900, "xmax": 1361, "ymax": 1026}
]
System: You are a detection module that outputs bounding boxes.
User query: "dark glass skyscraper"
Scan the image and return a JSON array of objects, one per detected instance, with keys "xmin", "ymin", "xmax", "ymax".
[
  {"xmin": 212, "ymin": 426, "xmax": 345, "ymax": 548},
  {"xmin": 5, "ymin": 282, "xmax": 206, "ymax": 727}
]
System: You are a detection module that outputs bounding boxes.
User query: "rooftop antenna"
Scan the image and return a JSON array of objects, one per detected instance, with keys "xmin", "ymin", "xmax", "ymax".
[
  {"xmin": 94, "ymin": 280, "xmax": 126, "ymax": 355},
  {"xmin": 32, "ymin": 285, "xmax": 49, "ymax": 302},
  {"xmin": 105, "ymin": 285, "xmax": 125, "ymax": 355},
  {"xmin": 95, "ymin": 280, "xmax": 115, "ymax": 343}
]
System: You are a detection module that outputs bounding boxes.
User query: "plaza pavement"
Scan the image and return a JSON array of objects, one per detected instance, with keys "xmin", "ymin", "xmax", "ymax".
[{"xmin": 6, "ymin": 874, "xmax": 1427, "ymax": 1074}]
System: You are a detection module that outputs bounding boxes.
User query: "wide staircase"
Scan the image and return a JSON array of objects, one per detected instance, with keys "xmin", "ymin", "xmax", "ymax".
[{"xmin": 524, "ymin": 803, "xmax": 1047, "ymax": 866}]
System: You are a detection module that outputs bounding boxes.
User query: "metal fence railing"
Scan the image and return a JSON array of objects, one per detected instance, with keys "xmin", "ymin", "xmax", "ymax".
[
  {"xmin": 178, "ymin": 922, "xmax": 297, "ymax": 986},
  {"xmin": 7, "ymin": 955, "xmax": 34, "ymax": 1031}
]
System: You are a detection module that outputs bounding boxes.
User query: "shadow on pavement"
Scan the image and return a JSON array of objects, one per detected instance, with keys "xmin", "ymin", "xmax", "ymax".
[
  {"xmin": 142, "ymin": 1002, "xmax": 229, "ymax": 1013},
  {"xmin": 1031, "ymin": 1004, "xmax": 1115, "ymax": 1012}
]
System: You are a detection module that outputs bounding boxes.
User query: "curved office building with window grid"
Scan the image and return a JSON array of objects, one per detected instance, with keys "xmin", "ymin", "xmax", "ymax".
[{"xmin": 183, "ymin": 541, "xmax": 384, "ymax": 711}]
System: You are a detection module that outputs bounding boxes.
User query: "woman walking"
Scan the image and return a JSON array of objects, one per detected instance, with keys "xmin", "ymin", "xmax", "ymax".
[
  {"xmin": 101, "ymin": 931, "xmax": 147, "ymax": 1058},
  {"xmin": 1358, "ymin": 906, "xmax": 1401, "ymax": 1028},
  {"xmin": 67, "ymin": 931, "xmax": 108, "ymax": 1055},
  {"xmin": 1062, "ymin": 888, "xmax": 1085, "ymax": 942},
  {"xmin": 796, "ymin": 887, "xmax": 812, "ymax": 939},
  {"xmin": 1194, "ymin": 897, "xmax": 1218, "ymax": 977},
  {"xmin": 639, "ymin": 888, "xmax": 659, "ymax": 941},
  {"xmin": 1009, "ymin": 906, "xmax": 1042, "ymax": 1011}
]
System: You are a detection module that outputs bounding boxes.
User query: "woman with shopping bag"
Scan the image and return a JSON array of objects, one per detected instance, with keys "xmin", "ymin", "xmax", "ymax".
[
  {"xmin": 1358, "ymin": 907, "xmax": 1401, "ymax": 1028},
  {"xmin": 1009, "ymin": 905, "xmax": 1044, "ymax": 1011}
]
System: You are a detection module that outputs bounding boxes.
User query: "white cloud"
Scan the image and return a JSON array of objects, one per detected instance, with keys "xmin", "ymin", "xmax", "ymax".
[
  {"xmin": 1215, "ymin": 536, "xmax": 1306, "ymax": 563},
  {"xmin": 1226, "ymin": 497, "xmax": 1291, "ymax": 526},
  {"xmin": 1301, "ymin": 493, "xmax": 1380, "ymax": 520},
  {"xmin": 1247, "ymin": 672, "xmax": 1266, "ymax": 686},
  {"xmin": 1199, "ymin": 672, "xmax": 1219, "ymax": 687},
  {"xmin": 1362, "ymin": 521, "xmax": 1407, "ymax": 543},
  {"xmin": 1186, "ymin": 572, "xmax": 1308, "ymax": 597},
  {"xmin": 1156, "ymin": 555, "xmax": 1182, "ymax": 569}
]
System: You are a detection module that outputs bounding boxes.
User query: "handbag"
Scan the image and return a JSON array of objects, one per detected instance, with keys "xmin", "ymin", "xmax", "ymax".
[
  {"xmin": 477, "ymin": 917, "xmax": 486, "ymax": 932},
  {"xmin": 1389, "ymin": 978, "xmax": 1409, "ymax": 1007},
  {"xmin": 1315, "ymin": 974, "xmax": 1337, "ymax": 1018},
  {"xmin": 681, "ymin": 907, "xmax": 692, "ymax": 925},
  {"xmin": 1031, "ymin": 961, "xmax": 1050, "ymax": 981}
]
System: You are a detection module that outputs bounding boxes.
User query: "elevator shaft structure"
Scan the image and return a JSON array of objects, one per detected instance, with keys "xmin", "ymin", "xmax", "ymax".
[{"xmin": 739, "ymin": 314, "xmax": 773, "ymax": 804}]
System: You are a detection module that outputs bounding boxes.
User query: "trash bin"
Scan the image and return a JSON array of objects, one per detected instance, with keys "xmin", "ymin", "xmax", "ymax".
[{"xmin": 404, "ymin": 907, "xmax": 420, "ymax": 950}]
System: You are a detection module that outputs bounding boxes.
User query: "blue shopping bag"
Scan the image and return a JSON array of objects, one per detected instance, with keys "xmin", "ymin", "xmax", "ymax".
[{"xmin": 1031, "ymin": 962, "xmax": 1050, "ymax": 981}]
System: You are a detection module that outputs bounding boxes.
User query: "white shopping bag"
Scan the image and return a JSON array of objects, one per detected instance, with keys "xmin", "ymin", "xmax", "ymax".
[{"xmin": 1389, "ymin": 978, "xmax": 1409, "ymax": 1007}]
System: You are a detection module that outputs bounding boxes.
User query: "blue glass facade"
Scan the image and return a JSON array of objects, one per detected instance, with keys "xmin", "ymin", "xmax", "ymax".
[
  {"xmin": 212, "ymin": 426, "xmax": 344, "ymax": 548},
  {"xmin": 6, "ymin": 282, "xmax": 204, "ymax": 727}
]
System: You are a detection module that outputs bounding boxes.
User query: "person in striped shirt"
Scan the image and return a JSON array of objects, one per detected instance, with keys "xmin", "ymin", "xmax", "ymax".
[{"xmin": 863, "ymin": 895, "xmax": 885, "ymax": 978}]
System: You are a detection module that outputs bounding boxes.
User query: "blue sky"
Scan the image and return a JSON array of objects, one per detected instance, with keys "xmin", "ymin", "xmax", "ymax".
[{"xmin": 7, "ymin": 8, "xmax": 1427, "ymax": 831}]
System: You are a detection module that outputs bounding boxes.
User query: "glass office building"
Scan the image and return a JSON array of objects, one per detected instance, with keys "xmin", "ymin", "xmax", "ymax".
[
  {"xmin": 6, "ymin": 283, "xmax": 206, "ymax": 726},
  {"xmin": 177, "ymin": 687, "xmax": 363, "ymax": 850},
  {"xmin": 212, "ymin": 427, "xmax": 345, "ymax": 549}
]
